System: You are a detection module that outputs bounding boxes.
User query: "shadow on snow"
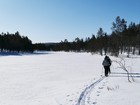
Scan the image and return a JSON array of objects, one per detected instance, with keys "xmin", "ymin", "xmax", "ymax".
[
  {"xmin": 110, "ymin": 72, "xmax": 140, "ymax": 78},
  {"xmin": 0, "ymin": 51, "xmax": 51, "ymax": 56}
]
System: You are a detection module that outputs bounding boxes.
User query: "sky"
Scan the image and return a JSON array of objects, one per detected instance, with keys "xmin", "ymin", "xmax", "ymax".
[{"xmin": 0, "ymin": 0, "xmax": 140, "ymax": 43}]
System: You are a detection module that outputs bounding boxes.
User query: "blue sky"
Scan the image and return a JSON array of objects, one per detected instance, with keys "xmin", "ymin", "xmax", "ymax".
[{"xmin": 0, "ymin": 0, "xmax": 140, "ymax": 43}]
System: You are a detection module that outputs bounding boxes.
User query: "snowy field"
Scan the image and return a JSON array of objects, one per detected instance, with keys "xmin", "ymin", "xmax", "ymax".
[{"xmin": 0, "ymin": 52, "xmax": 140, "ymax": 105}]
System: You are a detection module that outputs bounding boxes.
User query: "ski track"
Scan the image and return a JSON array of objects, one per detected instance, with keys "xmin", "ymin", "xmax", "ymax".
[{"xmin": 76, "ymin": 76, "xmax": 105, "ymax": 105}]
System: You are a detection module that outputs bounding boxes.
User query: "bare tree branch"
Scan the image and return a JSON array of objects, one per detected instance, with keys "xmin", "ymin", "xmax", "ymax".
[{"xmin": 112, "ymin": 57, "xmax": 134, "ymax": 82}]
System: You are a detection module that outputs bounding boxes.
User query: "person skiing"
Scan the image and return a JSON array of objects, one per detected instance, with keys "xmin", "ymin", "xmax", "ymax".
[{"xmin": 102, "ymin": 56, "xmax": 112, "ymax": 77}]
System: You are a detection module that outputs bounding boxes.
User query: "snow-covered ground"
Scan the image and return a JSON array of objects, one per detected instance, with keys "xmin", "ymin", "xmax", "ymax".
[{"xmin": 0, "ymin": 52, "xmax": 139, "ymax": 105}]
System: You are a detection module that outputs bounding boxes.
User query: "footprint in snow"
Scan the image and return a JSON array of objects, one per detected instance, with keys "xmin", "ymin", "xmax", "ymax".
[
  {"xmin": 98, "ymin": 87, "xmax": 104, "ymax": 89},
  {"xmin": 97, "ymin": 91, "xmax": 100, "ymax": 93},
  {"xmin": 66, "ymin": 95, "xmax": 70, "ymax": 97},
  {"xmin": 87, "ymin": 100, "xmax": 91, "ymax": 104},
  {"xmin": 87, "ymin": 96, "xmax": 90, "ymax": 100},
  {"xmin": 97, "ymin": 94, "xmax": 100, "ymax": 96},
  {"xmin": 93, "ymin": 102, "xmax": 97, "ymax": 104},
  {"xmin": 69, "ymin": 100, "xmax": 73, "ymax": 102}
]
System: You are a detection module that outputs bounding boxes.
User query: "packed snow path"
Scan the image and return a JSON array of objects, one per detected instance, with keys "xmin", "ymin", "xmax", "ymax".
[{"xmin": 76, "ymin": 76, "xmax": 105, "ymax": 105}]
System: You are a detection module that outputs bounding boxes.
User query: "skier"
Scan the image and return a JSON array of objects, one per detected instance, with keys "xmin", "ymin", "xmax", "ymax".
[{"xmin": 102, "ymin": 56, "xmax": 112, "ymax": 77}]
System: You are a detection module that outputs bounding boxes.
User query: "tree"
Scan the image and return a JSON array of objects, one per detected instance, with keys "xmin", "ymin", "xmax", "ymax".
[
  {"xmin": 136, "ymin": 23, "xmax": 140, "ymax": 55},
  {"xmin": 113, "ymin": 57, "xmax": 134, "ymax": 82},
  {"xmin": 103, "ymin": 33, "xmax": 109, "ymax": 55},
  {"xmin": 86, "ymin": 34, "xmax": 97, "ymax": 52},
  {"xmin": 109, "ymin": 32, "xmax": 119, "ymax": 56},
  {"xmin": 97, "ymin": 28, "xmax": 104, "ymax": 55},
  {"xmin": 111, "ymin": 16, "xmax": 127, "ymax": 54}
]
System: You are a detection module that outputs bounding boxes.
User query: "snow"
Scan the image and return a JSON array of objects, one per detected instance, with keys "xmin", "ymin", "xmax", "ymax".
[{"xmin": 0, "ymin": 51, "xmax": 139, "ymax": 105}]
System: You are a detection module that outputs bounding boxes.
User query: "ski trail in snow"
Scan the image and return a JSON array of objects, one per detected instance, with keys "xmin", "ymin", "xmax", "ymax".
[{"xmin": 76, "ymin": 76, "xmax": 105, "ymax": 105}]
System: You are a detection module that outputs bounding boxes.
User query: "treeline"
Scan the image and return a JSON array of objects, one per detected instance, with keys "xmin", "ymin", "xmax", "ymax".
[
  {"xmin": 3, "ymin": 16, "xmax": 140, "ymax": 56},
  {"xmin": 0, "ymin": 31, "xmax": 33, "ymax": 52},
  {"xmin": 40, "ymin": 16, "xmax": 140, "ymax": 56}
]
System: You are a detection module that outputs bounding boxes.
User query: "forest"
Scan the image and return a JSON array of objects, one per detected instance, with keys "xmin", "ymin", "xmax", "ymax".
[
  {"xmin": 36, "ymin": 16, "xmax": 140, "ymax": 56},
  {"xmin": 1, "ymin": 16, "xmax": 140, "ymax": 56},
  {"xmin": 0, "ymin": 31, "xmax": 33, "ymax": 52}
]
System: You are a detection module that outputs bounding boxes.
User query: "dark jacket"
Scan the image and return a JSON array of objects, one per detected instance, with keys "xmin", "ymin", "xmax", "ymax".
[{"xmin": 102, "ymin": 56, "xmax": 111, "ymax": 66}]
